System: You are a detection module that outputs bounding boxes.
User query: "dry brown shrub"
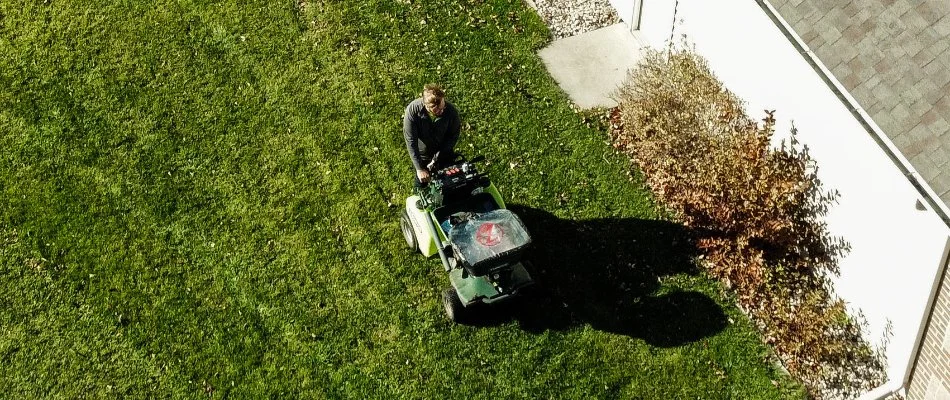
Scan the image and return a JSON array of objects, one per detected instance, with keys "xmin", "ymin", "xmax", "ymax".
[{"xmin": 611, "ymin": 47, "xmax": 884, "ymax": 398}]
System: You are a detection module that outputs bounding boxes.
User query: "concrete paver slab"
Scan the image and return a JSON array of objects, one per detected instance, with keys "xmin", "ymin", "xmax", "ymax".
[{"xmin": 538, "ymin": 23, "xmax": 648, "ymax": 109}]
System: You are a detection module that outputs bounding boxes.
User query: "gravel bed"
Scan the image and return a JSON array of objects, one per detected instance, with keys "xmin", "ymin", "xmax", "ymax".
[{"xmin": 524, "ymin": 0, "xmax": 621, "ymax": 40}]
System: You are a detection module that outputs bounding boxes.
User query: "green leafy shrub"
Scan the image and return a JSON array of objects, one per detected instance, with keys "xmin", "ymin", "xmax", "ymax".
[{"xmin": 611, "ymin": 46, "xmax": 884, "ymax": 398}]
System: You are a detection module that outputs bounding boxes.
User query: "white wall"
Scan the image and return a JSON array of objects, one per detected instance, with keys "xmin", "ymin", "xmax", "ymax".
[
  {"xmin": 631, "ymin": 0, "xmax": 950, "ymax": 383},
  {"xmin": 638, "ymin": 0, "xmax": 675, "ymax": 47},
  {"xmin": 608, "ymin": 0, "xmax": 644, "ymax": 31},
  {"xmin": 607, "ymin": 0, "xmax": 635, "ymax": 29}
]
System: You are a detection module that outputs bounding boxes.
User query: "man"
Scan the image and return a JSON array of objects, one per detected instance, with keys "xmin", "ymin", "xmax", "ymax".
[{"xmin": 403, "ymin": 83, "xmax": 461, "ymax": 185}]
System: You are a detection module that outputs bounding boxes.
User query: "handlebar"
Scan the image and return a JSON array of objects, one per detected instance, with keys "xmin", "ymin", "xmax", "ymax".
[
  {"xmin": 431, "ymin": 154, "xmax": 484, "ymax": 178},
  {"xmin": 415, "ymin": 155, "xmax": 489, "ymax": 209}
]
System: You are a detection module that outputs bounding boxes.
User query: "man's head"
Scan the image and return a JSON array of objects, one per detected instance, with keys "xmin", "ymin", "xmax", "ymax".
[{"xmin": 422, "ymin": 83, "xmax": 446, "ymax": 117}]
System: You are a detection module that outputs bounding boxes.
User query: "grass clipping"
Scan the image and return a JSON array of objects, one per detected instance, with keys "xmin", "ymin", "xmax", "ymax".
[{"xmin": 611, "ymin": 47, "xmax": 886, "ymax": 398}]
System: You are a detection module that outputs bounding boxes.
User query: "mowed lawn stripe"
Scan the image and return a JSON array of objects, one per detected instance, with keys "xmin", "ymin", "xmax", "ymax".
[{"xmin": 0, "ymin": 0, "xmax": 805, "ymax": 398}]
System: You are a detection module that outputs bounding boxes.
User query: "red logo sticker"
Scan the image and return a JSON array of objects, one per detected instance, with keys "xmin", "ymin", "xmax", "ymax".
[{"xmin": 475, "ymin": 223, "xmax": 504, "ymax": 246}]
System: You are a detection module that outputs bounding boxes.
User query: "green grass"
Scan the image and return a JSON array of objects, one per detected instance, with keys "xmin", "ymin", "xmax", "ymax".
[{"xmin": 0, "ymin": 0, "xmax": 804, "ymax": 398}]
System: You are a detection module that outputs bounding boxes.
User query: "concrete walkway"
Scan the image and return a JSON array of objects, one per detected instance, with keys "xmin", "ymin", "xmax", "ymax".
[{"xmin": 538, "ymin": 23, "xmax": 649, "ymax": 109}]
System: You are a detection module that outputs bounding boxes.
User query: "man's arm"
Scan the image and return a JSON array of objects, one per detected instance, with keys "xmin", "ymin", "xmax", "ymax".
[
  {"xmin": 403, "ymin": 107, "xmax": 425, "ymax": 172},
  {"xmin": 440, "ymin": 110, "xmax": 461, "ymax": 156}
]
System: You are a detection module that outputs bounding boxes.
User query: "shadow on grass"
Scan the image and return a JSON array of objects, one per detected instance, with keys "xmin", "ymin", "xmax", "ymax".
[{"xmin": 466, "ymin": 205, "xmax": 727, "ymax": 347}]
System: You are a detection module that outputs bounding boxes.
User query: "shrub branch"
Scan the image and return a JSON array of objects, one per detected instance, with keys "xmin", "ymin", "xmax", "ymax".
[{"xmin": 611, "ymin": 46, "xmax": 885, "ymax": 398}]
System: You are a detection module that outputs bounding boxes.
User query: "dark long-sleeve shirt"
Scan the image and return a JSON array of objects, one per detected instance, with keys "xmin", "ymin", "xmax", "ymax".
[{"xmin": 403, "ymin": 98, "xmax": 461, "ymax": 171}]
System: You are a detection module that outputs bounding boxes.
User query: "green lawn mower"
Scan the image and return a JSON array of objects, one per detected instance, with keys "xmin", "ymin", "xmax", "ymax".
[{"xmin": 399, "ymin": 155, "xmax": 535, "ymax": 323}]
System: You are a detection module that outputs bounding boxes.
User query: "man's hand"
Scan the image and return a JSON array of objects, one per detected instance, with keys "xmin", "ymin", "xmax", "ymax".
[{"xmin": 416, "ymin": 169, "xmax": 430, "ymax": 184}]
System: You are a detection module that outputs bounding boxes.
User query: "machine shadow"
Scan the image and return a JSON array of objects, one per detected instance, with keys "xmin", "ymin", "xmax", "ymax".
[{"xmin": 470, "ymin": 205, "xmax": 728, "ymax": 348}]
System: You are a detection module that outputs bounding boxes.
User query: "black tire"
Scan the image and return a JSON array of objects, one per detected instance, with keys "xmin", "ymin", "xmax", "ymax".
[
  {"xmin": 515, "ymin": 261, "xmax": 537, "ymax": 298},
  {"xmin": 442, "ymin": 287, "xmax": 466, "ymax": 323},
  {"xmin": 400, "ymin": 209, "xmax": 418, "ymax": 251},
  {"xmin": 512, "ymin": 261, "xmax": 542, "ymax": 311}
]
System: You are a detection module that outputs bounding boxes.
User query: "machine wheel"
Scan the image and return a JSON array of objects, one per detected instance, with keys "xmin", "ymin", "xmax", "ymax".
[
  {"xmin": 400, "ymin": 209, "xmax": 418, "ymax": 251},
  {"xmin": 442, "ymin": 288, "xmax": 467, "ymax": 323}
]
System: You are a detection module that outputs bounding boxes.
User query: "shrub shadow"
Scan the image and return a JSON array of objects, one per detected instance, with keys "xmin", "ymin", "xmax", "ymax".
[{"xmin": 469, "ymin": 205, "xmax": 727, "ymax": 347}]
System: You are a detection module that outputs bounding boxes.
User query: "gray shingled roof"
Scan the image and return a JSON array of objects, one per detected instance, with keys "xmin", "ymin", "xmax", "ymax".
[{"xmin": 769, "ymin": 0, "xmax": 950, "ymax": 211}]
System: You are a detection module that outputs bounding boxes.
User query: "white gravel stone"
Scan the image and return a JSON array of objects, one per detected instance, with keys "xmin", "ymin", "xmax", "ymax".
[{"xmin": 525, "ymin": 0, "xmax": 620, "ymax": 39}]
